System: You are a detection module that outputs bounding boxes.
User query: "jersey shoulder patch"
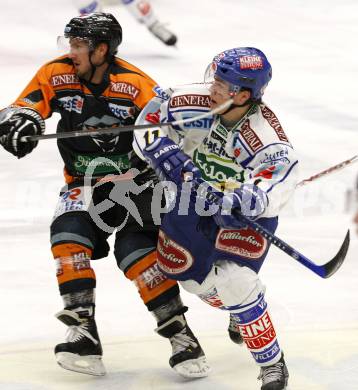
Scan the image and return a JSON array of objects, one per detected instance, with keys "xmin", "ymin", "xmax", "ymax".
[{"xmin": 260, "ymin": 105, "xmax": 290, "ymax": 143}]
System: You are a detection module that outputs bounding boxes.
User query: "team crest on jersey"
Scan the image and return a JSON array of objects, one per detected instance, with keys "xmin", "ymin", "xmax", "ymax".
[
  {"xmin": 215, "ymin": 228, "xmax": 267, "ymax": 259},
  {"xmin": 157, "ymin": 230, "xmax": 194, "ymax": 274},
  {"xmin": 80, "ymin": 114, "xmax": 121, "ymax": 152},
  {"xmin": 110, "ymin": 82, "xmax": 140, "ymax": 99}
]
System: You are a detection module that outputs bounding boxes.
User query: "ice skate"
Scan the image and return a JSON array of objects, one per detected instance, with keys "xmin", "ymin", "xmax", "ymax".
[
  {"xmin": 169, "ymin": 325, "xmax": 210, "ymax": 378},
  {"xmin": 54, "ymin": 306, "xmax": 105, "ymax": 376},
  {"xmin": 228, "ymin": 313, "xmax": 244, "ymax": 345},
  {"xmin": 156, "ymin": 313, "xmax": 210, "ymax": 378},
  {"xmin": 258, "ymin": 353, "xmax": 289, "ymax": 390},
  {"xmin": 148, "ymin": 21, "xmax": 177, "ymax": 46}
]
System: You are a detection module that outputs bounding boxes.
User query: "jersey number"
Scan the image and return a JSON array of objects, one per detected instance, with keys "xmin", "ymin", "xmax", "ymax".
[{"xmin": 144, "ymin": 129, "xmax": 160, "ymax": 146}]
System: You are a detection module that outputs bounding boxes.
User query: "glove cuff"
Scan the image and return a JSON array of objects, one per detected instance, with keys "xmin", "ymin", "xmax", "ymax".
[{"xmin": 16, "ymin": 107, "xmax": 45, "ymax": 134}]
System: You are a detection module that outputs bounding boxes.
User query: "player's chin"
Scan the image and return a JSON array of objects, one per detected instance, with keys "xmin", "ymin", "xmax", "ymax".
[
  {"xmin": 73, "ymin": 68, "xmax": 82, "ymax": 77},
  {"xmin": 74, "ymin": 65, "xmax": 86, "ymax": 77},
  {"xmin": 210, "ymin": 99, "xmax": 219, "ymax": 109}
]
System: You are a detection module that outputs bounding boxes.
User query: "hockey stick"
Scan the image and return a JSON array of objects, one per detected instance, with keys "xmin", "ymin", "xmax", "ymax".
[
  {"xmin": 297, "ymin": 155, "xmax": 358, "ymax": 187},
  {"xmin": 21, "ymin": 99, "xmax": 233, "ymax": 142},
  {"xmin": 192, "ymin": 179, "xmax": 350, "ymax": 279}
]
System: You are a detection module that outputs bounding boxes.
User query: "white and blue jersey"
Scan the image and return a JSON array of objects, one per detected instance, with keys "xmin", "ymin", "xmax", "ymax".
[{"xmin": 133, "ymin": 86, "xmax": 299, "ymax": 283}]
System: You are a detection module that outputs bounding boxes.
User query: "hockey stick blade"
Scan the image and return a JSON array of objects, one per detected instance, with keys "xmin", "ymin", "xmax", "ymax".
[
  {"xmin": 320, "ymin": 230, "xmax": 350, "ymax": 278},
  {"xmin": 193, "ymin": 179, "xmax": 350, "ymax": 278},
  {"xmin": 21, "ymin": 98, "xmax": 233, "ymax": 142},
  {"xmin": 232, "ymin": 210, "xmax": 350, "ymax": 278}
]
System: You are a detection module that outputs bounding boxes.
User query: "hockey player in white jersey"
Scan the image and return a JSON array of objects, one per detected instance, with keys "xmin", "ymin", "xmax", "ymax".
[
  {"xmin": 135, "ymin": 47, "xmax": 299, "ymax": 389},
  {"xmin": 73, "ymin": 0, "xmax": 177, "ymax": 46}
]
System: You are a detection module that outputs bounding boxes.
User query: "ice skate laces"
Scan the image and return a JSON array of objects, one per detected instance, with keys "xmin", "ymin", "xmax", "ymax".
[
  {"xmin": 65, "ymin": 322, "xmax": 98, "ymax": 345},
  {"xmin": 258, "ymin": 361, "xmax": 285, "ymax": 385},
  {"xmin": 170, "ymin": 327, "xmax": 198, "ymax": 355}
]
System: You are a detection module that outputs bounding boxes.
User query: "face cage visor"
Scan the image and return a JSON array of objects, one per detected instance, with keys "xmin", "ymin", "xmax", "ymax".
[
  {"xmin": 204, "ymin": 62, "xmax": 241, "ymax": 97},
  {"xmin": 57, "ymin": 36, "xmax": 94, "ymax": 55}
]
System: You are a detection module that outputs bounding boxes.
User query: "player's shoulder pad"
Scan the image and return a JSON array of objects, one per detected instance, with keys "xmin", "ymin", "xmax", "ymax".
[
  {"xmin": 45, "ymin": 55, "xmax": 73, "ymax": 67},
  {"xmin": 167, "ymin": 84, "xmax": 211, "ymax": 113},
  {"xmin": 163, "ymin": 84, "xmax": 213, "ymax": 132},
  {"xmin": 258, "ymin": 103, "xmax": 291, "ymax": 146},
  {"xmin": 238, "ymin": 103, "xmax": 292, "ymax": 154},
  {"xmin": 34, "ymin": 55, "xmax": 79, "ymax": 86}
]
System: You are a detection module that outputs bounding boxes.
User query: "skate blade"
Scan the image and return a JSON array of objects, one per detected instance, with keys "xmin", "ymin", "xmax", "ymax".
[
  {"xmin": 56, "ymin": 352, "xmax": 106, "ymax": 376},
  {"xmin": 173, "ymin": 356, "xmax": 211, "ymax": 378}
]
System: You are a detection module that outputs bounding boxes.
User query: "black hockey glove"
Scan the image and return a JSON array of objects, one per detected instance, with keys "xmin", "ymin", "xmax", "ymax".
[{"xmin": 0, "ymin": 107, "xmax": 45, "ymax": 158}]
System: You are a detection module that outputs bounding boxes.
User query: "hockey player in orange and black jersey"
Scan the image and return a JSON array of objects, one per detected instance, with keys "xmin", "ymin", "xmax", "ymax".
[{"xmin": 0, "ymin": 12, "xmax": 209, "ymax": 378}]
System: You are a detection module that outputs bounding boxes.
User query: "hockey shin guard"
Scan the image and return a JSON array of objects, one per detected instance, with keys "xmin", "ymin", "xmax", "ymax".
[
  {"xmin": 52, "ymin": 243, "xmax": 96, "ymax": 296},
  {"xmin": 231, "ymin": 294, "xmax": 282, "ymax": 366},
  {"xmin": 124, "ymin": 250, "xmax": 179, "ymax": 310}
]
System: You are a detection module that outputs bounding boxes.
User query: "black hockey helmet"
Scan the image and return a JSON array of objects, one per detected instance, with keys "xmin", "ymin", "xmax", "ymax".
[{"xmin": 64, "ymin": 12, "xmax": 122, "ymax": 56}]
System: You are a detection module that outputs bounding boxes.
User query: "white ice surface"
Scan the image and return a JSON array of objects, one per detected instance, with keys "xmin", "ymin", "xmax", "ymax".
[{"xmin": 0, "ymin": 0, "xmax": 358, "ymax": 389}]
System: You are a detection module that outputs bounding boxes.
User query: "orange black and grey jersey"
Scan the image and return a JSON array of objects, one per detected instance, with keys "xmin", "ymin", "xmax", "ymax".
[{"xmin": 8, "ymin": 55, "xmax": 159, "ymax": 181}]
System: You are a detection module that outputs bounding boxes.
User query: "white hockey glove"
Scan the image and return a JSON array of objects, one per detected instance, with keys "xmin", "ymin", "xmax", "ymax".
[{"xmin": 0, "ymin": 107, "xmax": 45, "ymax": 158}]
